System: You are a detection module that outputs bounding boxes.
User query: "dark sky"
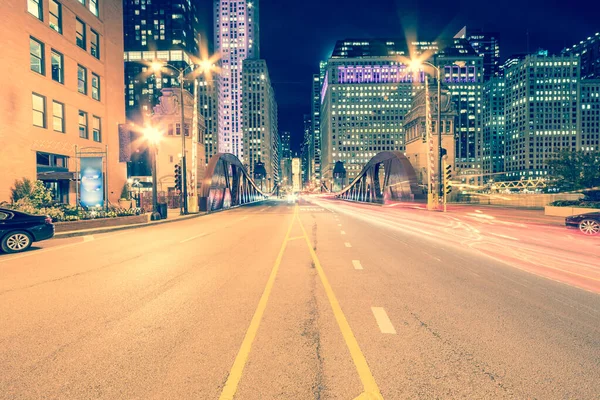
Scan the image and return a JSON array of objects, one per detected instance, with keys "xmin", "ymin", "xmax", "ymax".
[{"xmin": 200, "ymin": 0, "xmax": 599, "ymax": 152}]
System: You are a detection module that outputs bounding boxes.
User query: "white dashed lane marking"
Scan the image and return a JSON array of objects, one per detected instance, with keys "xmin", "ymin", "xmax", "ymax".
[
  {"xmin": 352, "ymin": 260, "xmax": 363, "ymax": 270},
  {"xmin": 371, "ymin": 307, "xmax": 397, "ymax": 334}
]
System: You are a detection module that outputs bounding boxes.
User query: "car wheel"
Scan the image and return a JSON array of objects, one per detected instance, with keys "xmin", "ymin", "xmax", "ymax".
[
  {"xmin": 579, "ymin": 219, "xmax": 600, "ymax": 236},
  {"xmin": 1, "ymin": 231, "xmax": 33, "ymax": 253}
]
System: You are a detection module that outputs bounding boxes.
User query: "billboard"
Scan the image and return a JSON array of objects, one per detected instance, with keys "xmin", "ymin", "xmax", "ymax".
[{"xmin": 80, "ymin": 157, "xmax": 104, "ymax": 207}]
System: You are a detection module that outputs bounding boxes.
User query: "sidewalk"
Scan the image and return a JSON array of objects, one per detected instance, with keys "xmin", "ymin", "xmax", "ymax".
[{"xmin": 54, "ymin": 208, "xmax": 206, "ymax": 239}]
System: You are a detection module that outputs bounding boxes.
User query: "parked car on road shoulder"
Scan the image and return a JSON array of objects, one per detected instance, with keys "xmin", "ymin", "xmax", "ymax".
[
  {"xmin": 0, "ymin": 208, "xmax": 55, "ymax": 253},
  {"xmin": 565, "ymin": 212, "xmax": 600, "ymax": 236}
]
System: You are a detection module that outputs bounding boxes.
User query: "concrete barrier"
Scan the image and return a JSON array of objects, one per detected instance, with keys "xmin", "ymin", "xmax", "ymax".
[
  {"xmin": 54, "ymin": 214, "xmax": 151, "ymax": 233},
  {"xmin": 544, "ymin": 206, "xmax": 600, "ymax": 217},
  {"xmin": 453, "ymin": 193, "xmax": 583, "ymax": 209}
]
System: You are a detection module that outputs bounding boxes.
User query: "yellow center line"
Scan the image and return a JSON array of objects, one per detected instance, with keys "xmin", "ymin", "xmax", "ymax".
[
  {"xmin": 296, "ymin": 213, "xmax": 384, "ymax": 400},
  {"xmin": 218, "ymin": 205, "xmax": 298, "ymax": 400}
]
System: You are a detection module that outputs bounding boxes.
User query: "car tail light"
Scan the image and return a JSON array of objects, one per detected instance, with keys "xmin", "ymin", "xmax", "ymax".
[{"xmin": 45, "ymin": 216, "xmax": 52, "ymax": 224}]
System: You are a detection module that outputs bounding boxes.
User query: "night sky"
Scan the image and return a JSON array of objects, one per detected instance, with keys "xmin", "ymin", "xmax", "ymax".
[{"xmin": 199, "ymin": 0, "xmax": 598, "ymax": 153}]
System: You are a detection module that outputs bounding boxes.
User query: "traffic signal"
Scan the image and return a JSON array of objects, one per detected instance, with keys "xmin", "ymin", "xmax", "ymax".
[
  {"xmin": 174, "ymin": 164, "xmax": 182, "ymax": 192},
  {"xmin": 443, "ymin": 161, "xmax": 452, "ymax": 195}
]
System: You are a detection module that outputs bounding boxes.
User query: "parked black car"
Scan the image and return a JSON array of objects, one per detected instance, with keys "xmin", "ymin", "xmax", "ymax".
[
  {"xmin": 0, "ymin": 208, "xmax": 55, "ymax": 253},
  {"xmin": 565, "ymin": 212, "xmax": 600, "ymax": 236}
]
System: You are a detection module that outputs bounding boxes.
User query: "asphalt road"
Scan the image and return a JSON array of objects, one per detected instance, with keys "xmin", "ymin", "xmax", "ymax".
[{"xmin": 1, "ymin": 199, "xmax": 599, "ymax": 399}]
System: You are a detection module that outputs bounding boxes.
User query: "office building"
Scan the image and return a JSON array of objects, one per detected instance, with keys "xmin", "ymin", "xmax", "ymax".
[
  {"xmin": 292, "ymin": 157, "xmax": 301, "ymax": 192},
  {"xmin": 214, "ymin": 0, "xmax": 260, "ymax": 159},
  {"xmin": 504, "ymin": 55, "xmax": 581, "ymax": 178},
  {"xmin": 580, "ymin": 79, "xmax": 600, "ymax": 153},
  {"xmin": 280, "ymin": 131, "xmax": 292, "ymax": 187},
  {"xmin": 0, "ymin": 0, "xmax": 126, "ymax": 203},
  {"xmin": 302, "ymin": 114, "xmax": 312, "ymax": 185},
  {"xmin": 562, "ymin": 32, "xmax": 600, "ymax": 79},
  {"xmin": 198, "ymin": 74, "xmax": 219, "ymax": 164},
  {"xmin": 435, "ymin": 38, "xmax": 484, "ymax": 183},
  {"xmin": 321, "ymin": 39, "xmax": 421, "ymax": 184},
  {"xmin": 455, "ymin": 26, "xmax": 500, "ymax": 80},
  {"xmin": 482, "ymin": 77, "xmax": 505, "ymax": 178},
  {"xmin": 123, "ymin": 0, "xmax": 201, "ymax": 122},
  {"xmin": 311, "ymin": 74, "xmax": 321, "ymax": 183},
  {"xmin": 242, "ymin": 59, "xmax": 278, "ymax": 190}
]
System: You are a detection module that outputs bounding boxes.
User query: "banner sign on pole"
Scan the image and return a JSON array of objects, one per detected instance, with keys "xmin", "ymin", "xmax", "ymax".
[{"xmin": 80, "ymin": 157, "xmax": 104, "ymax": 207}]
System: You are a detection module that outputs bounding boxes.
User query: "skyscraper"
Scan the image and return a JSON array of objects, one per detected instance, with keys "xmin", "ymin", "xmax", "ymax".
[
  {"xmin": 198, "ymin": 75, "xmax": 219, "ymax": 164},
  {"xmin": 214, "ymin": 0, "xmax": 260, "ymax": 160},
  {"xmin": 280, "ymin": 131, "xmax": 292, "ymax": 186},
  {"xmin": 455, "ymin": 26, "xmax": 500, "ymax": 81},
  {"xmin": 242, "ymin": 59, "xmax": 278, "ymax": 189},
  {"xmin": 435, "ymin": 38, "xmax": 484, "ymax": 182},
  {"xmin": 504, "ymin": 55, "xmax": 581, "ymax": 178},
  {"xmin": 562, "ymin": 32, "xmax": 600, "ymax": 80},
  {"xmin": 320, "ymin": 40, "xmax": 419, "ymax": 185},
  {"xmin": 580, "ymin": 79, "xmax": 600, "ymax": 153},
  {"xmin": 302, "ymin": 114, "xmax": 312, "ymax": 185},
  {"xmin": 123, "ymin": 0, "xmax": 201, "ymax": 122},
  {"xmin": 482, "ymin": 77, "xmax": 505, "ymax": 178}
]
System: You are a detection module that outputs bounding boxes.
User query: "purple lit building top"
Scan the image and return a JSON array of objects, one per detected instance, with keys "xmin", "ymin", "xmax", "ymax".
[{"xmin": 333, "ymin": 65, "xmax": 425, "ymax": 84}]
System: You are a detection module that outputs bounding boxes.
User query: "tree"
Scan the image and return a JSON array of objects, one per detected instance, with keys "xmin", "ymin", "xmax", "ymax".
[
  {"xmin": 547, "ymin": 150, "xmax": 600, "ymax": 191},
  {"xmin": 10, "ymin": 178, "xmax": 33, "ymax": 203},
  {"xmin": 120, "ymin": 182, "xmax": 130, "ymax": 200}
]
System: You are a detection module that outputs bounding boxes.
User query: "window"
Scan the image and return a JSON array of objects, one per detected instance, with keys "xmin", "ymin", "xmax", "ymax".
[
  {"xmin": 49, "ymin": 0, "xmax": 62, "ymax": 33},
  {"xmin": 27, "ymin": 0, "xmax": 42, "ymax": 20},
  {"xmin": 32, "ymin": 93, "xmax": 46, "ymax": 128},
  {"xmin": 52, "ymin": 101, "xmax": 65, "ymax": 132},
  {"xmin": 90, "ymin": 30, "xmax": 100, "ymax": 59},
  {"xmin": 78, "ymin": 111, "xmax": 88, "ymax": 138},
  {"xmin": 92, "ymin": 116, "xmax": 101, "ymax": 142},
  {"xmin": 51, "ymin": 50, "xmax": 63, "ymax": 83},
  {"xmin": 89, "ymin": 0, "xmax": 99, "ymax": 17},
  {"xmin": 78, "ymin": 65, "xmax": 87, "ymax": 94},
  {"xmin": 30, "ymin": 37, "xmax": 44, "ymax": 75},
  {"xmin": 37, "ymin": 152, "xmax": 68, "ymax": 168},
  {"xmin": 91, "ymin": 73, "xmax": 100, "ymax": 100},
  {"xmin": 76, "ymin": 18, "xmax": 86, "ymax": 50}
]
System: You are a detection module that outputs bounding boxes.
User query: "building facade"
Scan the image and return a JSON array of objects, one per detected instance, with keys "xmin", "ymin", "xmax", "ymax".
[
  {"xmin": 241, "ymin": 58, "xmax": 278, "ymax": 190},
  {"xmin": 504, "ymin": 55, "xmax": 581, "ymax": 178},
  {"xmin": 279, "ymin": 131, "xmax": 292, "ymax": 188},
  {"xmin": 403, "ymin": 86, "xmax": 456, "ymax": 188},
  {"xmin": 455, "ymin": 26, "xmax": 500, "ymax": 81},
  {"xmin": 482, "ymin": 77, "xmax": 505, "ymax": 178},
  {"xmin": 214, "ymin": 0, "xmax": 259, "ymax": 160},
  {"xmin": 148, "ymin": 88, "xmax": 206, "ymax": 207},
  {"xmin": 580, "ymin": 79, "xmax": 600, "ymax": 153},
  {"xmin": 0, "ymin": 0, "xmax": 126, "ymax": 203},
  {"xmin": 562, "ymin": 32, "xmax": 600, "ymax": 80},
  {"xmin": 198, "ymin": 74, "xmax": 218, "ymax": 164},
  {"xmin": 320, "ymin": 51, "xmax": 419, "ymax": 185},
  {"xmin": 435, "ymin": 39, "xmax": 484, "ymax": 183}
]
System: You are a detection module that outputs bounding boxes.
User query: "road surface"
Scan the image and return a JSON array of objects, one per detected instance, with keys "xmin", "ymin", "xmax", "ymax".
[{"xmin": 1, "ymin": 199, "xmax": 599, "ymax": 399}]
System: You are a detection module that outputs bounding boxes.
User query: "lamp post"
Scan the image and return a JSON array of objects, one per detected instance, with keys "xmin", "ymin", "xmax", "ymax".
[
  {"xmin": 143, "ymin": 126, "xmax": 162, "ymax": 218},
  {"xmin": 409, "ymin": 59, "xmax": 443, "ymax": 210},
  {"xmin": 151, "ymin": 59, "xmax": 214, "ymax": 215}
]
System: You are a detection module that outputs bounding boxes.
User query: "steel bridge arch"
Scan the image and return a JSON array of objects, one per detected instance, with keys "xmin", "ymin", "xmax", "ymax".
[
  {"xmin": 336, "ymin": 151, "xmax": 424, "ymax": 204},
  {"xmin": 200, "ymin": 153, "xmax": 268, "ymax": 212}
]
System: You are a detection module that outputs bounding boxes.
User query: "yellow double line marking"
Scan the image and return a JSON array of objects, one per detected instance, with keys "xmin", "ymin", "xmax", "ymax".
[{"xmin": 219, "ymin": 205, "xmax": 383, "ymax": 400}]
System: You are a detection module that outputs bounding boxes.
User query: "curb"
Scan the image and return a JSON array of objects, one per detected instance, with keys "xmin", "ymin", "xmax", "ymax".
[{"xmin": 54, "ymin": 212, "xmax": 206, "ymax": 238}]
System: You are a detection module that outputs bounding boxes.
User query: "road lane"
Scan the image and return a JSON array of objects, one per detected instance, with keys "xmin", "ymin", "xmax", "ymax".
[{"xmin": 307, "ymin": 197, "xmax": 600, "ymax": 399}]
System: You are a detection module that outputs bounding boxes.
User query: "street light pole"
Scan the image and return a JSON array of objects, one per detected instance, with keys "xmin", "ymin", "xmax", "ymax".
[
  {"xmin": 436, "ymin": 66, "xmax": 443, "ymax": 206},
  {"xmin": 151, "ymin": 142, "xmax": 158, "ymax": 215},
  {"xmin": 179, "ymin": 70, "xmax": 189, "ymax": 215}
]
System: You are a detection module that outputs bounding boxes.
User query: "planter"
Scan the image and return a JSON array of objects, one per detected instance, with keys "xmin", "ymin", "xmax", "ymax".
[
  {"xmin": 544, "ymin": 206, "xmax": 600, "ymax": 217},
  {"xmin": 54, "ymin": 213, "xmax": 150, "ymax": 233},
  {"xmin": 118, "ymin": 199, "xmax": 133, "ymax": 209}
]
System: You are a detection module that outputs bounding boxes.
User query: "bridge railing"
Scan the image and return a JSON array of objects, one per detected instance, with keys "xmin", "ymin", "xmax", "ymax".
[
  {"xmin": 200, "ymin": 153, "xmax": 269, "ymax": 212},
  {"xmin": 336, "ymin": 151, "xmax": 424, "ymax": 204}
]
